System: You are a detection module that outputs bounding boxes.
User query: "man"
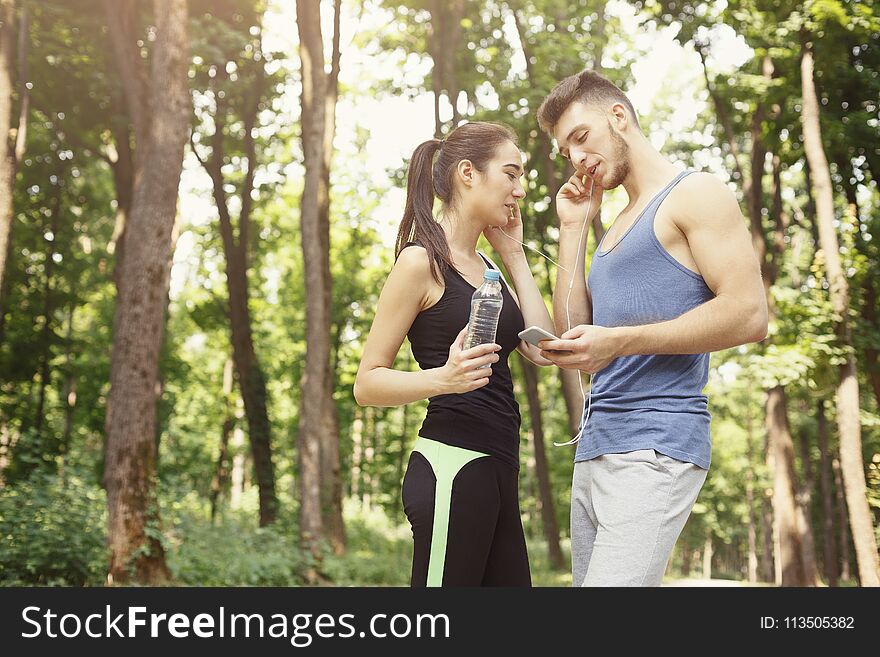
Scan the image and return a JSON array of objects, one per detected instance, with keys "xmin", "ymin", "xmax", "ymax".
[{"xmin": 535, "ymin": 70, "xmax": 768, "ymax": 586}]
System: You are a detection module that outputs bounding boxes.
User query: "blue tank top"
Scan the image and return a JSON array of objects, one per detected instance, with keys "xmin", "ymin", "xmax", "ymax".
[{"xmin": 576, "ymin": 170, "xmax": 714, "ymax": 469}]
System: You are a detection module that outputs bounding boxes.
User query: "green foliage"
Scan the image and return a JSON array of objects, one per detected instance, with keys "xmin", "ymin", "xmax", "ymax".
[
  {"xmin": 320, "ymin": 502, "xmax": 412, "ymax": 585},
  {"xmin": 167, "ymin": 509, "xmax": 309, "ymax": 586},
  {"xmin": 0, "ymin": 467, "xmax": 108, "ymax": 586}
]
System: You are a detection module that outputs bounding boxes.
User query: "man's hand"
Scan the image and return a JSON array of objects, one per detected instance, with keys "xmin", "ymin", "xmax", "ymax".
[
  {"xmin": 556, "ymin": 173, "xmax": 604, "ymax": 229},
  {"xmin": 539, "ymin": 324, "xmax": 622, "ymax": 373}
]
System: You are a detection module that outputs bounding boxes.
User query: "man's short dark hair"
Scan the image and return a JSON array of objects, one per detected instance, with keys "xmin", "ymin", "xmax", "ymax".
[{"xmin": 537, "ymin": 69, "xmax": 640, "ymax": 135}]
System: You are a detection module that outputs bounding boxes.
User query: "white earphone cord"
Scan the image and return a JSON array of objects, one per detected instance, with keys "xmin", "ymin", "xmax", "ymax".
[{"xmin": 497, "ymin": 179, "xmax": 594, "ymax": 447}]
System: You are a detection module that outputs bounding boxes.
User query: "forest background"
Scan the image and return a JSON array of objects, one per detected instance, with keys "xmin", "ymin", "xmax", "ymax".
[{"xmin": 0, "ymin": 0, "xmax": 877, "ymax": 587}]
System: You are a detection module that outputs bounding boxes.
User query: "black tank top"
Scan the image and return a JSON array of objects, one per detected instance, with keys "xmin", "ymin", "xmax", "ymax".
[{"xmin": 404, "ymin": 244, "xmax": 525, "ymax": 469}]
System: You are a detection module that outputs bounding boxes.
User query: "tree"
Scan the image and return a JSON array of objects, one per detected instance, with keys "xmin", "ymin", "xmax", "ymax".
[
  {"xmin": 0, "ymin": 0, "xmax": 28, "ymax": 307},
  {"xmin": 517, "ymin": 355, "xmax": 564, "ymax": 569},
  {"xmin": 190, "ymin": 2, "xmax": 279, "ymax": 527},
  {"xmin": 101, "ymin": 0, "xmax": 190, "ymax": 584},
  {"xmin": 295, "ymin": 0, "xmax": 345, "ymax": 557},
  {"xmin": 427, "ymin": 0, "xmax": 466, "ymax": 135},
  {"xmin": 800, "ymin": 29, "xmax": 879, "ymax": 587}
]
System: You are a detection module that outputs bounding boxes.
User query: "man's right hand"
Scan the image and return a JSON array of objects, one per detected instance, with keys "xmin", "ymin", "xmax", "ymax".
[{"xmin": 556, "ymin": 173, "xmax": 603, "ymax": 229}]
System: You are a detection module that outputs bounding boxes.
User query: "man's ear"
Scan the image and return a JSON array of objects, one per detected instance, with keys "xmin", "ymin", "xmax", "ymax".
[
  {"xmin": 610, "ymin": 102, "xmax": 629, "ymax": 130},
  {"xmin": 456, "ymin": 159, "xmax": 475, "ymax": 186}
]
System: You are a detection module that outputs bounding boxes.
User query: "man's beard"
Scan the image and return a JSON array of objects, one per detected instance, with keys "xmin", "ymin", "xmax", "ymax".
[{"xmin": 603, "ymin": 120, "xmax": 630, "ymax": 189}]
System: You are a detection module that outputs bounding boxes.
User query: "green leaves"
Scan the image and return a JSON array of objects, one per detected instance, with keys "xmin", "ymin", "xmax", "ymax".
[{"xmin": 0, "ymin": 467, "xmax": 108, "ymax": 586}]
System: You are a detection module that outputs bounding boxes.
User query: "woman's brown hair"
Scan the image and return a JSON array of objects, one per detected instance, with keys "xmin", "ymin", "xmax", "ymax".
[{"xmin": 395, "ymin": 122, "xmax": 517, "ymax": 284}]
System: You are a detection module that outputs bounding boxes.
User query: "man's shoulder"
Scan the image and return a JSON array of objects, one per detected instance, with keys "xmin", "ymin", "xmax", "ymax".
[
  {"xmin": 677, "ymin": 170, "xmax": 734, "ymax": 198},
  {"xmin": 667, "ymin": 171, "xmax": 741, "ymax": 227}
]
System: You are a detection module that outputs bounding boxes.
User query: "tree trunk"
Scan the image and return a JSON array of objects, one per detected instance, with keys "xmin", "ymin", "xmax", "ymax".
[
  {"xmin": 228, "ymin": 269, "xmax": 276, "ymax": 526},
  {"xmin": 592, "ymin": 3, "xmax": 606, "ymax": 71},
  {"xmin": 0, "ymin": 0, "xmax": 17, "ymax": 299},
  {"xmin": 230, "ymin": 409, "xmax": 246, "ymax": 511},
  {"xmin": 816, "ymin": 400, "xmax": 838, "ymax": 586},
  {"xmin": 0, "ymin": 0, "xmax": 26, "ymax": 326},
  {"xmin": 106, "ymin": 122, "xmax": 134, "ymax": 277},
  {"xmin": 832, "ymin": 456, "xmax": 852, "ymax": 582},
  {"xmin": 296, "ymin": 0, "xmax": 341, "ymax": 557},
  {"xmin": 860, "ymin": 277, "xmax": 880, "ymax": 410},
  {"xmin": 764, "ymin": 150, "xmax": 815, "ymax": 584},
  {"xmin": 760, "ymin": 480, "xmax": 775, "ymax": 583},
  {"xmin": 518, "ymin": 355, "xmax": 564, "ymax": 570},
  {"xmin": 427, "ymin": 0, "xmax": 465, "ymax": 133},
  {"xmin": 446, "ymin": 1, "xmax": 463, "ymax": 126},
  {"xmin": 195, "ymin": 57, "xmax": 278, "ymax": 527},
  {"xmin": 766, "ymin": 386, "xmax": 811, "ymax": 585},
  {"xmin": 702, "ymin": 536, "xmax": 712, "ymax": 579},
  {"xmin": 34, "ymin": 163, "xmax": 63, "ymax": 437},
  {"xmin": 745, "ymin": 401, "xmax": 758, "ymax": 583},
  {"xmin": 0, "ymin": 0, "xmax": 25, "ymax": 340},
  {"xmin": 795, "ymin": 422, "xmax": 822, "ymax": 586},
  {"xmin": 319, "ymin": 0, "xmax": 345, "ymax": 551},
  {"xmin": 12, "ymin": 0, "xmax": 24, "ymax": 161},
  {"xmin": 800, "ymin": 37, "xmax": 880, "ymax": 586},
  {"xmin": 59, "ymin": 304, "xmax": 75, "ymax": 482},
  {"xmin": 210, "ymin": 358, "xmax": 234, "ymax": 524},
  {"xmin": 364, "ymin": 406, "xmax": 377, "ymax": 511},
  {"xmin": 681, "ymin": 548, "xmax": 691, "ymax": 577},
  {"xmin": 102, "ymin": 0, "xmax": 190, "ymax": 585},
  {"xmin": 350, "ymin": 406, "xmax": 363, "ymax": 503}
]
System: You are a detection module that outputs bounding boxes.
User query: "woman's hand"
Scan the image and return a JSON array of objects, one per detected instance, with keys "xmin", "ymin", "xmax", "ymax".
[
  {"xmin": 483, "ymin": 201, "xmax": 524, "ymax": 259},
  {"xmin": 435, "ymin": 326, "xmax": 501, "ymax": 394}
]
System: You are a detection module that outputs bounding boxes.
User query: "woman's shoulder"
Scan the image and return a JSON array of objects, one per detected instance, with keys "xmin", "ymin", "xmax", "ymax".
[
  {"xmin": 394, "ymin": 243, "xmax": 432, "ymax": 275},
  {"xmin": 391, "ymin": 244, "xmax": 444, "ymax": 310}
]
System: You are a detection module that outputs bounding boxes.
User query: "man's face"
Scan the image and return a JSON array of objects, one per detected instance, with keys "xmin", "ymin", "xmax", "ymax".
[{"xmin": 553, "ymin": 101, "xmax": 630, "ymax": 190}]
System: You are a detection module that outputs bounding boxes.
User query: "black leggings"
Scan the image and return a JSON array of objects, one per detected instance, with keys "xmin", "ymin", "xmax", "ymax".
[{"xmin": 401, "ymin": 437, "xmax": 531, "ymax": 587}]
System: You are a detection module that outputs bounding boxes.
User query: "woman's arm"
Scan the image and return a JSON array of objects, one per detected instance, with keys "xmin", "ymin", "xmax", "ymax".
[
  {"xmin": 495, "ymin": 252, "xmax": 555, "ymax": 366},
  {"xmin": 354, "ymin": 247, "xmax": 502, "ymax": 407},
  {"xmin": 483, "ymin": 206, "xmax": 555, "ymax": 366}
]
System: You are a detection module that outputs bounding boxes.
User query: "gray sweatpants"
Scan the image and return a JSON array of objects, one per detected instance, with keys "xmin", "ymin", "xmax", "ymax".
[{"xmin": 571, "ymin": 449, "xmax": 707, "ymax": 587}]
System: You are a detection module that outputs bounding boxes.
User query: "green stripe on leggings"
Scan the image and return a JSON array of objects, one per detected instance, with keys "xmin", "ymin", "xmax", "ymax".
[{"xmin": 412, "ymin": 437, "xmax": 490, "ymax": 587}]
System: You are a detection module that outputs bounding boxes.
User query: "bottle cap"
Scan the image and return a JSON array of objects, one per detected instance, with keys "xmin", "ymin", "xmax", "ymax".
[{"xmin": 483, "ymin": 269, "xmax": 501, "ymax": 281}]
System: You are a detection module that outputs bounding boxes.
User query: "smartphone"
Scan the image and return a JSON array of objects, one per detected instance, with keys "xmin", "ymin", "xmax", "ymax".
[{"xmin": 518, "ymin": 326, "xmax": 562, "ymax": 349}]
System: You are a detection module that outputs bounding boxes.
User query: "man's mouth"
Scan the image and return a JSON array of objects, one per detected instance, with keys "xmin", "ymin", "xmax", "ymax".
[{"xmin": 587, "ymin": 163, "xmax": 599, "ymax": 177}]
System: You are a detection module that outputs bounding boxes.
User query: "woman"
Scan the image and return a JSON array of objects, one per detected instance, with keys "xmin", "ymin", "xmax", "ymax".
[{"xmin": 353, "ymin": 122, "xmax": 555, "ymax": 586}]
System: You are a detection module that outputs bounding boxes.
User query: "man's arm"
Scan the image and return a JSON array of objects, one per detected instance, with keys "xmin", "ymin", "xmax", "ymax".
[
  {"xmin": 553, "ymin": 225, "xmax": 591, "ymax": 335},
  {"xmin": 541, "ymin": 173, "xmax": 768, "ymax": 371},
  {"xmin": 552, "ymin": 174, "xmax": 601, "ymax": 335},
  {"xmin": 619, "ymin": 173, "xmax": 768, "ymax": 353}
]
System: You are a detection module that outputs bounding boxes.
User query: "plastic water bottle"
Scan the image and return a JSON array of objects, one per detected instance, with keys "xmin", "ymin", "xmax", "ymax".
[{"xmin": 463, "ymin": 269, "xmax": 503, "ymax": 365}]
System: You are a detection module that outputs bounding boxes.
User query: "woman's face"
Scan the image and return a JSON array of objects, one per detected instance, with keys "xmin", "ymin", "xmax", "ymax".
[{"xmin": 462, "ymin": 140, "xmax": 526, "ymax": 227}]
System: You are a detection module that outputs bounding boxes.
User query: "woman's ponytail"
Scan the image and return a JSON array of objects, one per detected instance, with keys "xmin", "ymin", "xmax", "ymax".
[{"xmin": 395, "ymin": 138, "xmax": 452, "ymax": 284}]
